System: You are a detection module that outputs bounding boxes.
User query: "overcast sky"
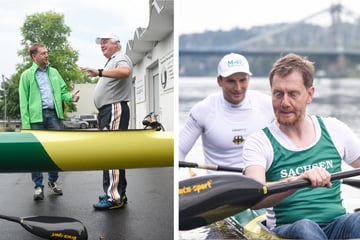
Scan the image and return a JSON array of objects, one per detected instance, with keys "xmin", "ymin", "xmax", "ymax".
[
  {"xmin": 0, "ymin": 0, "xmax": 149, "ymax": 78},
  {"xmin": 178, "ymin": 0, "xmax": 360, "ymax": 34},
  {"xmin": 2, "ymin": 0, "xmax": 360, "ymax": 78}
]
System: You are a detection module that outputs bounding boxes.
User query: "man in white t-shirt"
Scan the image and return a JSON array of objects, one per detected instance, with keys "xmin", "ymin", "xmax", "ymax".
[
  {"xmin": 179, "ymin": 53, "xmax": 275, "ymax": 174},
  {"xmin": 244, "ymin": 53, "xmax": 360, "ymax": 239}
]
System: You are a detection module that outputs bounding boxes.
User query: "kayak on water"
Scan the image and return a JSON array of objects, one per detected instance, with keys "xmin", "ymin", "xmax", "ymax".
[
  {"xmin": 225, "ymin": 210, "xmax": 283, "ymax": 240},
  {"xmin": 179, "ymin": 170, "xmax": 360, "ymax": 233}
]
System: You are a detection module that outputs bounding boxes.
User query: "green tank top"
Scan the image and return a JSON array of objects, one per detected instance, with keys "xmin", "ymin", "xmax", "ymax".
[{"xmin": 264, "ymin": 116, "xmax": 345, "ymax": 226}]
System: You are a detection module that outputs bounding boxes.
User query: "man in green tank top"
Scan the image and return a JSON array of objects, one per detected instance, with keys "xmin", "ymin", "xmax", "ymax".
[{"xmin": 243, "ymin": 53, "xmax": 360, "ymax": 239}]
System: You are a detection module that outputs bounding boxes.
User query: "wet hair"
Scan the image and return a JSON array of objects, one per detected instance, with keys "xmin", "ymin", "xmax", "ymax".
[
  {"xmin": 269, "ymin": 53, "xmax": 315, "ymax": 89},
  {"xmin": 29, "ymin": 43, "xmax": 46, "ymax": 57}
]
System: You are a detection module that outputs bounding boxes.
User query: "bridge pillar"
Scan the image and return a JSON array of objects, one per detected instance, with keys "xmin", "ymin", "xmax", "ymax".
[{"xmin": 327, "ymin": 53, "xmax": 346, "ymax": 77}]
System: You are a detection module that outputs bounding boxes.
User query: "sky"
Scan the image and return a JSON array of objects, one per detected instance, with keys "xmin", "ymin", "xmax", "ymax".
[
  {"xmin": 179, "ymin": 0, "xmax": 360, "ymax": 34},
  {"xmin": 0, "ymin": 0, "xmax": 150, "ymax": 78},
  {"xmin": 2, "ymin": 0, "xmax": 360, "ymax": 78}
]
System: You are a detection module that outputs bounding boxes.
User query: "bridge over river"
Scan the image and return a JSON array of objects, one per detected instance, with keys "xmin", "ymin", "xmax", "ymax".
[{"xmin": 179, "ymin": 2, "xmax": 360, "ymax": 78}]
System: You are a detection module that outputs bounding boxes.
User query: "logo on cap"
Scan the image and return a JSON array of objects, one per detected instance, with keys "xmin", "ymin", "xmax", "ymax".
[{"xmin": 228, "ymin": 58, "xmax": 245, "ymax": 68}]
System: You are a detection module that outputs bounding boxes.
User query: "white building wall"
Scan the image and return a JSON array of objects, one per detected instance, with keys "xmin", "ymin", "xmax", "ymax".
[
  {"xmin": 72, "ymin": 0, "xmax": 174, "ymax": 131},
  {"xmin": 131, "ymin": 31, "xmax": 174, "ymax": 131},
  {"xmin": 72, "ymin": 29, "xmax": 174, "ymax": 130}
]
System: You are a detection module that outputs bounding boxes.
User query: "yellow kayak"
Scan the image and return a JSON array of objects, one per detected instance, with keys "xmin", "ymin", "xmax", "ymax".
[
  {"xmin": 179, "ymin": 164, "xmax": 360, "ymax": 239},
  {"xmin": 0, "ymin": 129, "xmax": 173, "ymax": 172},
  {"xmin": 226, "ymin": 212, "xmax": 283, "ymax": 240}
]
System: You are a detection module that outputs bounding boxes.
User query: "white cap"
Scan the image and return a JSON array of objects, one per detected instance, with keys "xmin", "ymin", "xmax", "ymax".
[
  {"xmin": 95, "ymin": 32, "xmax": 120, "ymax": 44},
  {"xmin": 217, "ymin": 53, "xmax": 252, "ymax": 77}
]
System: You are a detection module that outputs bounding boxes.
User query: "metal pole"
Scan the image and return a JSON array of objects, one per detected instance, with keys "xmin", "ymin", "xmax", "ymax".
[
  {"xmin": 4, "ymin": 85, "xmax": 6, "ymax": 129},
  {"xmin": 1, "ymin": 75, "xmax": 5, "ymax": 129}
]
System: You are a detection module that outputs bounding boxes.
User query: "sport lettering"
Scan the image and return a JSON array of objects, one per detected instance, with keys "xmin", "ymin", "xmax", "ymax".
[
  {"xmin": 178, "ymin": 180, "xmax": 212, "ymax": 195},
  {"xmin": 192, "ymin": 179, "xmax": 212, "ymax": 193}
]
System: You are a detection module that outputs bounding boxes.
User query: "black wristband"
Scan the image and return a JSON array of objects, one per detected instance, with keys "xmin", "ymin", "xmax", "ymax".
[{"xmin": 98, "ymin": 69, "xmax": 103, "ymax": 77}]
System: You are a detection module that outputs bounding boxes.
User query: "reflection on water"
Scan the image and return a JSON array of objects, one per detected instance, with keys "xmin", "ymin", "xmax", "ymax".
[
  {"xmin": 179, "ymin": 77, "xmax": 360, "ymax": 240},
  {"xmin": 179, "ymin": 221, "xmax": 243, "ymax": 240}
]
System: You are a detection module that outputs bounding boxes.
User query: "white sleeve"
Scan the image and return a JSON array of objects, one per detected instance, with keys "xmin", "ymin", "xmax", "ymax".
[
  {"xmin": 179, "ymin": 112, "xmax": 203, "ymax": 161},
  {"xmin": 243, "ymin": 130, "xmax": 274, "ymax": 171},
  {"xmin": 324, "ymin": 117, "xmax": 360, "ymax": 165}
]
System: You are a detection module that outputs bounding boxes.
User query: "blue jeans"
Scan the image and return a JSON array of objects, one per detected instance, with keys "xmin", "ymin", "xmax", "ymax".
[
  {"xmin": 32, "ymin": 172, "xmax": 59, "ymax": 189},
  {"xmin": 273, "ymin": 212, "xmax": 360, "ymax": 239},
  {"xmin": 30, "ymin": 109, "xmax": 62, "ymax": 189}
]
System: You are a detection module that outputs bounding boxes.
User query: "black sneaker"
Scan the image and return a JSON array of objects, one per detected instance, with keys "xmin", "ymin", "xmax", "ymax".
[
  {"xmin": 48, "ymin": 182, "xmax": 63, "ymax": 195},
  {"xmin": 33, "ymin": 187, "xmax": 44, "ymax": 200}
]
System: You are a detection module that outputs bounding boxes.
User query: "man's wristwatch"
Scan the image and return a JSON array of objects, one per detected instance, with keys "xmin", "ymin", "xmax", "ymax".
[{"xmin": 98, "ymin": 69, "xmax": 103, "ymax": 77}]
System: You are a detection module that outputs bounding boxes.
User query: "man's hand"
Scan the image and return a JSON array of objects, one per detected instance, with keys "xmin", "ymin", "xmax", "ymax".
[
  {"xmin": 73, "ymin": 90, "xmax": 80, "ymax": 102},
  {"xmin": 80, "ymin": 67, "xmax": 99, "ymax": 77},
  {"xmin": 292, "ymin": 166, "xmax": 332, "ymax": 188}
]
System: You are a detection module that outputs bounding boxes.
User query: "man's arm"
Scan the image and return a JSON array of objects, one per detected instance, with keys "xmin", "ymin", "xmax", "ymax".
[
  {"xmin": 245, "ymin": 165, "xmax": 296, "ymax": 209},
  {"xmin": 81, "ymin": 66, "xmax": 131, "ymax": 79},
  {"xmin": 245, "ymin": 165, "xmax": 332, "ymax": 209},
  {"xmin": 100, "ymin": 66, "xmax": 131, "ymax": 79},
  {"xmin": 350, "ymin": 157, "xmax": 360, "ymax": 168},
  {"xmin": 179, "ymin": 114, "xmax": 202, "ymax": 162}
]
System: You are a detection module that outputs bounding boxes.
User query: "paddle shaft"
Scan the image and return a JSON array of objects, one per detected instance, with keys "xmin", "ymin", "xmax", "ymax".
[
  {"xmin": 0, "ymin": 214, "xmax": 19, "ymax": 223},
  {"xmin": 268, "ymin": 168, "xmax": 360, "ymax": 194},
  {"xmin": 343, "ymin": 178, "xmax": 360, "ymax": 188},
  {"xmin": 179, "ymin": 161, "xmax": 243, "ymax": 173},
  {"xmin": 180, "ymin": 161, "xmax": 360, "ymax": 189}
]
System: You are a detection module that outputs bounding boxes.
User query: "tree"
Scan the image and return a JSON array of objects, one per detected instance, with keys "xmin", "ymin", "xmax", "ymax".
[{"xmin": 2, "ymin": 11, "xmax": 90, "ymax": 119}]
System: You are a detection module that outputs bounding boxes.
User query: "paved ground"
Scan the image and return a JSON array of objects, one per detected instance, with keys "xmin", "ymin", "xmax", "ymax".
[{"xmin": 0, "ymin": 167, "xmax": 173, "ymax": 240}]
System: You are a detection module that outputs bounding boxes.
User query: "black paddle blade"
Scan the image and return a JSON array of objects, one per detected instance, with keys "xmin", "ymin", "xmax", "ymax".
[
  {"xmin": 179, "ymin": 174, "xmax": 265, "ymax": 230},
  {"xmin": 20, "ymin": 216, "xmax": 88, "ymax": 240}
]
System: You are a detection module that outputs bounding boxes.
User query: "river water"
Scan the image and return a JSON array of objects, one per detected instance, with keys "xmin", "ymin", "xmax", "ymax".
[{"xmin": 178, "ymin": 76, "xmax": 360, "ymax": 239}]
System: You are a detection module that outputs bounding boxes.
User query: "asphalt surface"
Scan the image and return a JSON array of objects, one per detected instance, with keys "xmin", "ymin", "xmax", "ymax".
[{"xmin": 0, "ymin": 167, "xmax": 173, "ymax": 240}]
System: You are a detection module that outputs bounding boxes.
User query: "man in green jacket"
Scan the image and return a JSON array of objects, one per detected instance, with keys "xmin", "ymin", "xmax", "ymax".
[{"xmin": 19, "ymin": 43, "xmax": 79, "ymax": 200}]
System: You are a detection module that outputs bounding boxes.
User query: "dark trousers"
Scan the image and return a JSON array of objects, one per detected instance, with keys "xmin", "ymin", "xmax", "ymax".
[{"xmin": 98, "ymin": 102, "xmax": 129, "ymax": 201}]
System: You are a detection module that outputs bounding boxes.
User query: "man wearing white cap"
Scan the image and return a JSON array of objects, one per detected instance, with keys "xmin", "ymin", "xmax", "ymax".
[
  {"xmin": 179, "ymin": 53, "xmax": 275, "ymax": 174},
  {"xmin": 81, "ymin": 32, "xmax": 132, "ymax": 210}
]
